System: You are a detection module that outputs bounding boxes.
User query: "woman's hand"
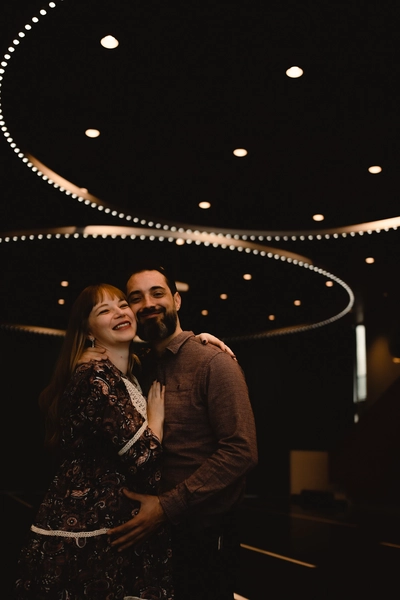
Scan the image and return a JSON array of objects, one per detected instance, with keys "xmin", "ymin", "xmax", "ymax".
[
  {"xmin": 147, "ymin": 380, "xmax": 165, "ymax": 442},
  {"xmin": 77, "ymin": 346, "xmax": 108, "ymax": 364},
  {"xmin": 196, "ymin": 333, "xmax": 236, "ymax": 360}
]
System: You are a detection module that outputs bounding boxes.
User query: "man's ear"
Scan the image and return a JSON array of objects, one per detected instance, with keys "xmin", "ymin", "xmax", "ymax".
[{"xmin": 174, "ymin": 292, "xmax": 182, "ymax": 311}]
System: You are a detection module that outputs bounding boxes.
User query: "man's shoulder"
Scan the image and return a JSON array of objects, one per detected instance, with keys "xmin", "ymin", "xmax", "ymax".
[{"xmin": 180, "ymin": 333, "xmax": 232, "ymax": 362}]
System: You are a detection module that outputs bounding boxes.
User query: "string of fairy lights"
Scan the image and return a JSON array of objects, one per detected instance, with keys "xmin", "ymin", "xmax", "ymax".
[{"xmin": 0, "ymin": 0, "xmax": 377, "ymax": 340}]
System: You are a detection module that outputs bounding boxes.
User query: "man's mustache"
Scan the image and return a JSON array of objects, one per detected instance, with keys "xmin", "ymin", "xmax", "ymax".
[{"xmin": 138, "ymin": 307, "xmax": 164, "ymax": 318}]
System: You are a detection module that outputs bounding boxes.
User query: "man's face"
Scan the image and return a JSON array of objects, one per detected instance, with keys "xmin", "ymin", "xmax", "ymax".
[{"xmin": 126, "ymin": 270, "xmax": 181, "ymax": 342}]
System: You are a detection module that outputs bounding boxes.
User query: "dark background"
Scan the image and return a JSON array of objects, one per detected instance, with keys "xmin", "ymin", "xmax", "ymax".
[{"xmin": 2, "ymin": 4, "xmax": 400, "ymax": 594}]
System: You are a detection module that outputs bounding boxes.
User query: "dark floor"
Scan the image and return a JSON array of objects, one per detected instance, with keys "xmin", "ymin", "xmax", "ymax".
[
  {"xmin": 4, "ymin": 490, "xmax": 400, "ymax": 599},
  {"xmin": 237, "ymin": 495, "xmax": 400, "ymax": 600}
]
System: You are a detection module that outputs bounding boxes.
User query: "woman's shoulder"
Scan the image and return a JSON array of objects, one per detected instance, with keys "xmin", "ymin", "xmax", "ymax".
[{"xmin": 74, "ymin": 358, "xmax": 122, "ymax": 381}]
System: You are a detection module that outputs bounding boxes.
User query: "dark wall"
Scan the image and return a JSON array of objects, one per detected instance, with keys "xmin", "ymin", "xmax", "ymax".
[
  {"xmin": 330, "ymin": 375, "xmax": 400, "ymax": 506},
  {"xmin": 233, "ymin": 315, "xmax": 355, "ymax": 498},
  {"xmin": 3, "ymin": 329, "xmax": 63, "ymax": 493}
]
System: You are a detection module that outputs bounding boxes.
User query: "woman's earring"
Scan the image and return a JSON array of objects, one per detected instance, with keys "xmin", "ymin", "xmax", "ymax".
[{"xmin": 89, "ymin": 337, "xmax": 95, "ymax": 348}]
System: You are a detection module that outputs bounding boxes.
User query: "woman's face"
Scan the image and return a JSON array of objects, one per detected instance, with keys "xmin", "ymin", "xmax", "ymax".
[{"xmin": 88, "ymin": 292, "xmax": 137, "ymax": 348}]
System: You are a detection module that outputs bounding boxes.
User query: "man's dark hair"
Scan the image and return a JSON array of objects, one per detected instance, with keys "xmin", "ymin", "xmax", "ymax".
[{"xmin": 127, "ymin": 262, "xmax": 178, "ymax": 295}]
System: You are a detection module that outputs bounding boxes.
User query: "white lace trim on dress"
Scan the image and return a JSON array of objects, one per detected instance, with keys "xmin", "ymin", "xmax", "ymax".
[
  {"xmin": 123, "ymin": 376, "xmax": 147, "ymax": 418},
  {"xmin": 31, "ymin": 524, "xmax": 108, "ymax": 538},
  {"xmin": 118, "ymin": 421, "xmax": 147, "ymax": 455},
  {"xmin": 118, "ymin": 376, "xmax": 148, "ymax": 456}
]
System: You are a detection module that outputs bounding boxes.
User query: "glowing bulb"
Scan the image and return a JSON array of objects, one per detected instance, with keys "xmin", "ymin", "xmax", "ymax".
[
  {"xmin": 101, "ymin": 35, "xmax": 119, "ymax": 49},
  {"xmin": 233, "ymin": 148, "xmax": 248, "ymax": 157},
  {"xmin": 368, "ymin": 165, "xmax": 382, "ymax": 174},
  {"xmin": 85, "ymin": 129, "xmax": 100, "ymax": 138},
  {"xmin": 286, "ymin": 66, "xmax": 303, "ymax": 78}
]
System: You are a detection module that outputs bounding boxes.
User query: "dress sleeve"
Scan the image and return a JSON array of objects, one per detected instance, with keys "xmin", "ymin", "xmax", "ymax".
[{"xmin": 64, "ymin": 362, "xmax": 163, "ymax": 472}]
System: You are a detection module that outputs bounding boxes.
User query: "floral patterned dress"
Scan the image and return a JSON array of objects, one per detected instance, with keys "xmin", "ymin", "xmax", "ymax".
[{"xmin": 14, "ymin": 359, "xmax": 173, "ymax": 600}]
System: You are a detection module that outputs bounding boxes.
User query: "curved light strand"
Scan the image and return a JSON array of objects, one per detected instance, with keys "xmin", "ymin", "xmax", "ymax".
[
  {"xmin": 0, "ymin": 1, "xmax": 356, "ymax": 341},
  {"xmin": 0, "ymin": 225, "xmax": 355, "ymax": 341},
  {"xmin": 0, "ymin": 4, "xmax": 398, "ymax": 241}
]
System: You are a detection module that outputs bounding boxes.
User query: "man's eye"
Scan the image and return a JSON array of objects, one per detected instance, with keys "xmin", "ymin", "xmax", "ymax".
[{"xmin": 129, "ymin": 297, "xmax": 140, "ymax": 303}]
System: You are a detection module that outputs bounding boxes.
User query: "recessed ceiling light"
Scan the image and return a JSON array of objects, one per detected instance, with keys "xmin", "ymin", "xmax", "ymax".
[
  {"xmin": 85, "ymin": 129, "xmax": 100, "ymax": 138},
  {"xmin": 365, "ymin": 257, "xmax": 375, "ymax": 264},
  {"xmin": 199, "ymin": 201, "xmax": 211, "ymax": 209},
  {"xmin": 100, "ymin": 35, "xmax": 119, "ymax": 49},
  {"xmin": 325, "ymin": 281, "xmax": 334, "ymax": 287},
  {"xmin": 176, "ymin": 281, "xmax": 189, "ymax": 292},
  {"xmin": 60, "ymin": 281, "xmax": 69, "ymax": 287},
  {"xmin": 313, "ymin": 214, "xmax": 324, "ymax": 222},
  {"xmin": 220, "ymin": 293, "xmax": 228, "ymax": 300},
  {"xmin": 243, "ymin": 273, "xmax": 252, "ymax": 280},
  {"xmin": 233, "ymin": 148, "xmax": 248, "ymax": 157},
  {"xmin": 58, "ymin": 298, "xmax": 65, "ymax": 305},
  {"xmin": 201, "ymin": 309, "xmax": 208, "ymax": 316},
  {"xmin": 286, "ymin": 66, "xmax": 303, "ymax": 78},
  {"xmin": 294, "ymin": 300, "xmax": 301, "ymax": 306},
  {"xmin": 368, "ymin": 165, "xmax": 382, "ymax": 174},
  {"xmin": 268, "ymin": 314, "xmax": 275, "ymax": 321}
]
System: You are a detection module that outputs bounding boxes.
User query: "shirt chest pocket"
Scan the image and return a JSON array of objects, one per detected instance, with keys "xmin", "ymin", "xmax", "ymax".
[{"xmin": 165, "ymin": 384, "xmax": 207, "ymax": 424}]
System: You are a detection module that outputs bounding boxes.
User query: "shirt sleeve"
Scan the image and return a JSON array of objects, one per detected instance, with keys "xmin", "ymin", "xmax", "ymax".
[{"xmin": 159, "ymin": 352, "xmax": 258, "ymax": 524}]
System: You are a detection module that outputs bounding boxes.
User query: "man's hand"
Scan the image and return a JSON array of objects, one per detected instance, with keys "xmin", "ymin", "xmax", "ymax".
[
  {"xmin": 77, "ymin": 346, "xmax": 107, "ymax": 365},
  {"xmin": 108, "ymin": 490, "xmax": 167, "ymax": 551}
]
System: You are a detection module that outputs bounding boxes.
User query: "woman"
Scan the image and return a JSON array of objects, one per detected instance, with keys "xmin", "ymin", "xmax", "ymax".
[{"xmin": 14, "ymin": 283, "xmax": 172, "ymax": 599}]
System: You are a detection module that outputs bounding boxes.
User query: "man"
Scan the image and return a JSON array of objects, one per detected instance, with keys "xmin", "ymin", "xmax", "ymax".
[{"xmin": 105, "ymin": 263, "xmax": 258, "ymax": 600}]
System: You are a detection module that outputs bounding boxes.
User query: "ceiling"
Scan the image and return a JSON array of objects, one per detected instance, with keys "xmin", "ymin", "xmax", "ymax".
[{"xmin": 1, "ymin": 0, "xmax": 400, "ymax": 342}]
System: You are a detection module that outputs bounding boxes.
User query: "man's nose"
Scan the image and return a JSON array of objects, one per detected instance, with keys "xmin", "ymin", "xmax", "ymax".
[{"xmin": 142, "ymin": 294, "xmax": 155, "ymax": 308}]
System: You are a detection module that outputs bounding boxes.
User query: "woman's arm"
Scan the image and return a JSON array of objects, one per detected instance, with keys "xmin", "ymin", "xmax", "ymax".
[
  {"xmin": 77, "ymin": 334, "xmax": 236, "ymax": 363},
  {"xmin": 70, "ymin": 363, "xmax": 163, "ymax": 467}
]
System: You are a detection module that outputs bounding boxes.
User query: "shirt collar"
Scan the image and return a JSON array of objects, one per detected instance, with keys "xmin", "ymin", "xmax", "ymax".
[{"xmin": 162, "ymin": 330, "xmax": 194, "ymax": 355}]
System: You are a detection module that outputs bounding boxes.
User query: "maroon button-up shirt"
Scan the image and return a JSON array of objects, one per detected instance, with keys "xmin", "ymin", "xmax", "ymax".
[{"xmin": 138, "ymin": 331, "xmax": 258, "ymax": 527}]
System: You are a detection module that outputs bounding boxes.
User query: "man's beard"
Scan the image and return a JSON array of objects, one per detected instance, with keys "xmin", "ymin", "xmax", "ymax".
[{"xmin": 136, "ymin": 308, "xmax": 178, "ymax": 342}]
